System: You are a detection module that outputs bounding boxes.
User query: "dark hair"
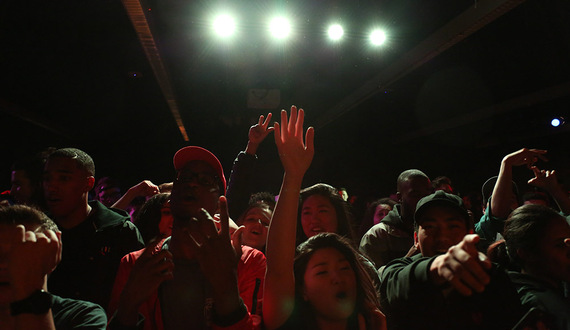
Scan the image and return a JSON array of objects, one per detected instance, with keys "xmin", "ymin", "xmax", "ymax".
[
  {"xmin": 48, "ymin": 148, "xmax": 95, "ymax": 177},
  {"xmin": 396, "ymin": 169, "xmax": 430, "ymax": 192},
  {"xmin": 0, "ymin": 204, "xmax": 59, "ymax": 232},
  {"xmin": 358, "ymin": 198, "xmax": 396, "ymax": 239},
  {"xmin": 237, "ymin": 192, "xmax": 276, "ymax": 226},
  {"xmin": 297, "ymin": 183, "xmax": 355, "ymax": 245},
  {"xmin": 294, "ymin": 233, "xmax": 380, "ymax": 328},
  {"xmin": 95, "ymin": 177, "xmax": 122, "ymax": 195},
  {"xmin": 135, "ymin": 193, "xmax": 171, "ymax": 244},
  {"xmin": 503, "ymin": 204, "xmax": 565, "ymax": 270}
]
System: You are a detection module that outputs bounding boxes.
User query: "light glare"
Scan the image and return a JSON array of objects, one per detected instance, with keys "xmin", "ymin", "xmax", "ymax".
[
  {"xmin": 213, "ymin": 14, "xmax": 236, "ymax": 37},
  {"xmin": 551, "ymin": 118, "xmax": 561, "ymax": 127},
  {"xmin": 269, "ymin": 17, "xmax": 291, "ymax": 39},
  {"xmin": 328, "ymin": 24, "xmax": 344, "ymax": 41},
  {"xmin": 370, "ymin": 29, "xmax": 386, "ymax": 46}
]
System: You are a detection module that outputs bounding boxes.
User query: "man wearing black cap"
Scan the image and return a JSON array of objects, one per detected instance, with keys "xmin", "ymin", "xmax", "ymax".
[
  {"xmin": 108, "ymin": 146, "xmax": 266, "ymax": 330},
  {"xmin": 379, "ymin": 191, "xmax": 522, "ymax": 330}
]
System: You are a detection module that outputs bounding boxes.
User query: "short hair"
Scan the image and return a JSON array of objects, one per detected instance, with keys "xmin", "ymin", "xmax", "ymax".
[
  {"xmin": 48, "ymin": 148, "xmax": 95, "ymax": 177},
  {"xmin": 0, "ymin": 204, "xmax": 59, "ymax": 232},
  {"xmin": 297, "ymin": 183, "xmax": 355, "ymax": 246},
  {"xmin": 397, "ymin": 169, "xmax": 429, "ymax": 192},
  {"xmin": 237, "ymin": 192, "xmax": 276, "ymax": 226}
]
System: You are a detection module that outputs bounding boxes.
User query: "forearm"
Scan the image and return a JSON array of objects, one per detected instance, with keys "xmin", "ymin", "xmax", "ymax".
[
  {"xmin": 245, "ymin": 141, "xmax": 259, "ymax": 155},
  {"xmin": 111, "ymin": 188, "xmax": 139, "ymax": 211},
  {"xmin": 491, "ymin": 159, "xmax": 515, "ymax": 219}
]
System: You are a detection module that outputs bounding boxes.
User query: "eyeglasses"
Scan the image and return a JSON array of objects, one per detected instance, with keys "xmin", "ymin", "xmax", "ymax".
[{"xmin": 176, "ymin": 171, "xmax": 219, "ymax": 188}]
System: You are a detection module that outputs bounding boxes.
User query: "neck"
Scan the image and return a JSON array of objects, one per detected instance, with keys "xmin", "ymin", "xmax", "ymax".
[{"xmin": 56, "ymin": 202, "xmax": 91, "ymax": 230}]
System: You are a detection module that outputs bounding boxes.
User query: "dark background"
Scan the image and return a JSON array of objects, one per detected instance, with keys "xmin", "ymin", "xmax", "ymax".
[{"xmin": 1, "ymin": 0, "xmax": 569, "ymax": 203}]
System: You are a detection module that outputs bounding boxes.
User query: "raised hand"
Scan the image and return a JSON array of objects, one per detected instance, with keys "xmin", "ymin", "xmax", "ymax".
[
  {"xmin": 273, "ymin": 106, "xmax": 314, "ymax": 177},
  {"xmin": 117, "ymin": 238, "xmax": 174, "ymax": 322},
  {"xmin": 503, "ymin": 148, "xmax": 548, "ymax": 168},
  {"xmin": 7, "ymin": 225, "xmax": 62, "ymax": 300},
  {"xmin": 183, "ymin": 196, "xmax": 242, "ymax": 315},
  {"xmin": 249, "ymin": 113, "xmax": 275, "ymax": 146},
  {"xmin": 430, "ymin": 234, "xmax": 492, "ymax": 296}
]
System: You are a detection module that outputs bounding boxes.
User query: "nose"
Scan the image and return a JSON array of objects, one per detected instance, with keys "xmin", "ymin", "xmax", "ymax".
[{"xmin": 330, "ymin": 270, "xmax": 342, "ymax": 284}]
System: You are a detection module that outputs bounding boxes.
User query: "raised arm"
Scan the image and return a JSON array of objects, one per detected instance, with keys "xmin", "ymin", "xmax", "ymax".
[
  {"xmin": 491, "ymin": 148, "xmax": 547, "ymax": 219},
  {"xmin": 528, "ymin": 166, "xmax": 570, "ymax": 215},
  {"xmin": 111, "ymin": 180, "xmax": 160, "ymax": 211},
  {"xmin": 226, "ymin": 113, "xmax": 274, "ymax": 220},
  {"xmin": 263, "ymin": 106, "xmax": 314, "ymax": 330}
]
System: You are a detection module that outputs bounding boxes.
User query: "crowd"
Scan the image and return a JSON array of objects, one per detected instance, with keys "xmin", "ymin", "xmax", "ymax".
[{"xmin": 1, "ymin": 106, "xmax": 569, "ymax": 329}]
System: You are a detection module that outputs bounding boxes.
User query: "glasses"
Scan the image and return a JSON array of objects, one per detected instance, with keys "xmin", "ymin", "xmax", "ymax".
[{"xmin": 176, "ymin": 171, "xmax": 219, "ymax": 187}]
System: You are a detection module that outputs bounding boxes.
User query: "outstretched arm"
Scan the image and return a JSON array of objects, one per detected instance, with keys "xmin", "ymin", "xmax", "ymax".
[
  {"xmin": 263, "ymin": 106, "xmax": 314, "ymax": 330},
  {"xmin": 111, "ymin": 180, "xmax": 160, "ymax": 212}
]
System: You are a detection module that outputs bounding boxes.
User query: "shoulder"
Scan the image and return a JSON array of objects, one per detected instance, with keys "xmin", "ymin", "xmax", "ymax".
[{"xmin": 52, "ymin": 295, "xmax": 107, "ymax": 329}]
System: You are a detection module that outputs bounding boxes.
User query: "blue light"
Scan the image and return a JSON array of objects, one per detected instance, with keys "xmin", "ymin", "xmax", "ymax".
[{"xmin": 551, "ymin": 118, "xmax": 561, "ymax": 127}]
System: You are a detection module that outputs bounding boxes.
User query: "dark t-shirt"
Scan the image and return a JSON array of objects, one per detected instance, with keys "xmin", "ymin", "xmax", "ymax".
[{"xmin": 52, "ymin": 294, "xmax": 107, "ymax": 329}]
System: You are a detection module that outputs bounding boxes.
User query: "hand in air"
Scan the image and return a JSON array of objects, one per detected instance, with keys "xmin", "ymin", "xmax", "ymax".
[{"xmin": 274, "ymin": 105, "xmax": 314, "ymax": 176}]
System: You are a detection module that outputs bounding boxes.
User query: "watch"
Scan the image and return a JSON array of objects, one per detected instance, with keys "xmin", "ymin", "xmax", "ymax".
[{"xmin": 10, "ymin": 289, "xmax": 55, "ymax": 315}]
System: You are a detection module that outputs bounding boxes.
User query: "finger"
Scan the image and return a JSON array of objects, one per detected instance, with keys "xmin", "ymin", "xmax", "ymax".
[
  {"xmin": 263, "ymin": 112, "xmax": 272, "ymax": 127},
  {"xmin": 449, "ymin": 276, "xmax": 474, "ymax": 296},
  {"xmin": 288, "ymin": 105, "xmax": 297, "ymax": 133},
  {"xmin": 273, "ymin": 122, "xmax": 281, "ymax": 146},
  {"xmin": 296, "ymin": 108, "xmax": 305, "ymax": 138},
  {"xmin": 141, "ymin": 235, "xmax": 167, "ymax": 259},
  {"xmin": 305, "ymin": 127, "xmax": 315, "ymax": 153},
  {"xmin": 231, "ymin": 226, "xmax": 245, "ymax": 250},
  {"xmin": 258, "ymin": 115, "xmax": 264, "ymax": 126},
  {"xmin": 24, "ymin": 230, "xmax": 37, "ymax": 243},
  {"xmin": 197, "ymin": 208, "xmax": 219, "ymax": 238},
  {"xmin": 219, "ymin": 196, "xmax": 230, "ymax": 239},
  {"xmin": 12, "ymin": 225, "xmax": 26, "ymax": 243},
  {"xmin": 280, "ymin": 109, "xmax": 288, "ymax": 138}
]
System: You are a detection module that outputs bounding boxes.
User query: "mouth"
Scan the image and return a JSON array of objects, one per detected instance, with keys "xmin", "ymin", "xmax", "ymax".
[
  {"xmin": 251, "ymin": 229, "xmax": 261, "ymax": 235},
  {"xmin": 310, "ymin": 227, "xmax": 324, "ymax": 234},
  {"xmin": 335, "ymin": 291, "xmax": 348, "ymax": 299}
]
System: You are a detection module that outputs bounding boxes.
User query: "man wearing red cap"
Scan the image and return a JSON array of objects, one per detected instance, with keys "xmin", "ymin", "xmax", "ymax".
[{"xmin": 108, "ymin": 146, "xmax": 266, "ymax": 330}]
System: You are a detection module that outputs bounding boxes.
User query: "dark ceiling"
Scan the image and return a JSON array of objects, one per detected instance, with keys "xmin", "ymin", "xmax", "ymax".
[{"xmin": 2, "ymin": 0, "xmax": 569, "ymax": 199}]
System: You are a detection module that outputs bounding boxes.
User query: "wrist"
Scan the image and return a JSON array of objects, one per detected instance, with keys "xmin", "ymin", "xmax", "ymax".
[{"xmin": 245, "ymin": 141, "xmax": 259, "ymax": 155}]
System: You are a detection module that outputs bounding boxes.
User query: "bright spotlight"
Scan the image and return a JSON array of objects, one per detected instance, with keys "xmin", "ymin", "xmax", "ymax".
[
  {"xmin": 213, "ymin": 14, "xmax": 236, "ymax": 37},
  {"xmin": 370, "ymin": 29, "xmax": 386, "ymax": 46},
  {"xmin": 269, "ymin": 17, "xmax": 291, "ymax": 39},
  {"xmin": 551, "ymin": 117, "xmax": 565, "ymax": 127},
  {"xmin": 328, "ymin": 24, "xmax": 344, "ymax": 41}
]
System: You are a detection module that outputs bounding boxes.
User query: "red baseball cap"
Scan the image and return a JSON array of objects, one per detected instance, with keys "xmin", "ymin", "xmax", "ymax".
[{"xmin": 173, "ymin": 146, "xmax": 226, "ymax": 193}]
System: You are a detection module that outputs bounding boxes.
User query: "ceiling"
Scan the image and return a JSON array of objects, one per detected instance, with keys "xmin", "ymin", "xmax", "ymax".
[{"xmin": 2, "ymin": 0, "xmax": 569, "ymax": 199}]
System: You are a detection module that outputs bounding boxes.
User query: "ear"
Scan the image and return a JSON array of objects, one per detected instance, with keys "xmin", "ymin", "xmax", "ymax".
[
  {"xmin": 414, "ymin": 231, "xmax": 420, "ymax": 249},
  {"xmin": 86, "ymin": 176, "xmax": 95, "ymax": 192},
  {"xmin": 396, "ymin": 192, "xmax": 402, "ymax": 203}
]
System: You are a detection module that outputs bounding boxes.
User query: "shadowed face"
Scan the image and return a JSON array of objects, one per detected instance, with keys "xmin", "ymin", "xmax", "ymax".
[
  {"xmin": 43, "ymin": 157, "xmax": 93, "ymax": 220},
  {"xmin": 526, "ymin": 217, "xmax": 570, "ymax": 285},
  {"xmin": 303, "ymin": 247, "xmax": 357, "ymax": 323},
  {"xmin": 241, "ymin": 205, "xmax": 272, "ymax": 250},
  {"xmin": 170, "ymin": 160, "xmax": 220, "ymax": 220},
  {"xmin": 301, "ymin": 195, "xmax": 338, "ymax": 238},
  {"xmin": 414, "ymin": 206, "xmax": 469, "ymax": 257}
]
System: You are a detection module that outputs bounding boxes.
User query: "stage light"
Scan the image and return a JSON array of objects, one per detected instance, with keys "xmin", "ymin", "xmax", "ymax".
[
  {"xmin": 213, "ymin": 14, "xmax": 236, "ymax": 37},
  {"xmin": 269, "ymin": 17, "xmax": 291, "ymax": 39},
  {"xmin": 328, "ymin": 24, "xmax": 344, "ymax": 41},
  {"xmin": 551, "ymin": 117, "xmax": 565, "ymax": 127},
  {"xmin": 369, "ymin": 29, "xmax": 386, "ymax": 46}
]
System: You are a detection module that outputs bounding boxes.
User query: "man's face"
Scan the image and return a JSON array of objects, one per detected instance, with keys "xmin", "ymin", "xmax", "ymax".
[
  {"xmin": 414, "ymin": 206, "xmax": 469, "ymax": 257},
  {"xmin": 170, "ymin": 160, "xmax": 220, "ymax": 220},
  {"xmin": 398, "ymin": 177, "xmax": 433, "ymax": 219},
  {"xmin": 10, "ymin": 170, "xmax": 34, "ymax": 205},
  {"xmin": 43, "ymin": 157, "xmax": 93, "ymax": 219}
]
